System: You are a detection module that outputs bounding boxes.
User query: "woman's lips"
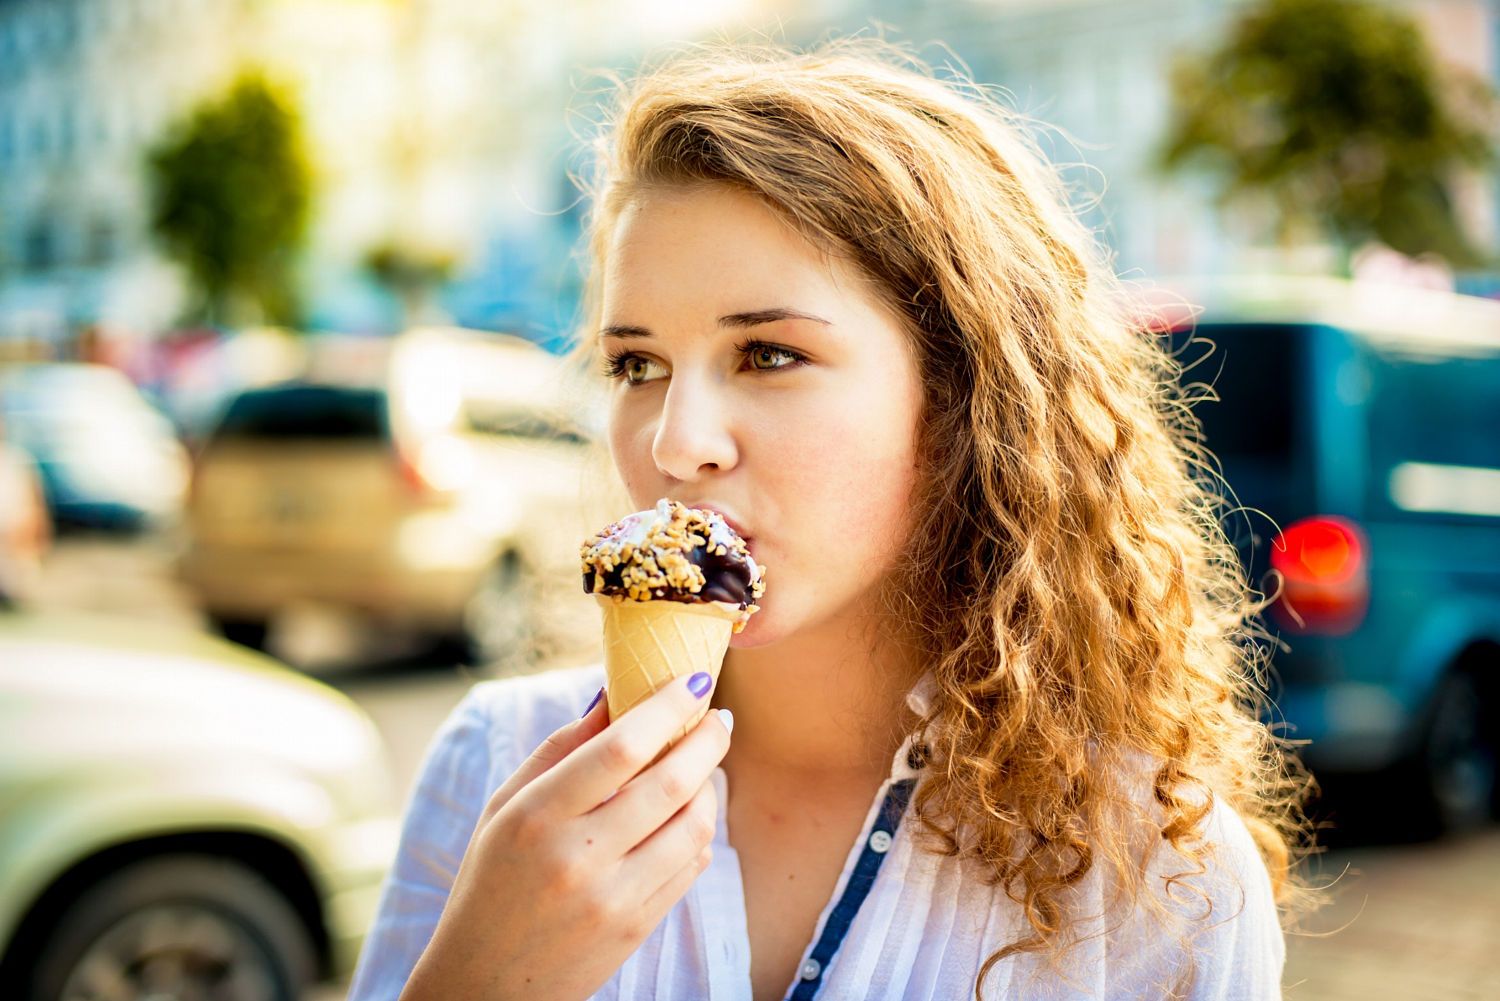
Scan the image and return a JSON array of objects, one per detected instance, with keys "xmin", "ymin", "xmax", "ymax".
[{"xmin": 685, "ymin": 502, "xmax": 753, "ymax": 543}]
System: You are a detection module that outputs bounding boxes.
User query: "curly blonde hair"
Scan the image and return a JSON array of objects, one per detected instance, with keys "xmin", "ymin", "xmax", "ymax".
[{"xmin": 566, "ymin": 38, "xmax": 1319, "ymax": 999}]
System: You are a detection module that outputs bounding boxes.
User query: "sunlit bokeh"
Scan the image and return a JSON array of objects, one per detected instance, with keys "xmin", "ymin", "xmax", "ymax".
[{"xmin": 2, "ymin": 1, "xmax": 1499, "ymax": 999}]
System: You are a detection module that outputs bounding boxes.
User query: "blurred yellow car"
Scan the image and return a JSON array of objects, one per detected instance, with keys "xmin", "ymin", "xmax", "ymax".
[
  {"xmin": 0, "ymin": 609, "xmax": 398, "ymax": 1001},
  {"xmin": 178, "ymin": 328, "xmax": 602, "ymax": 667}
]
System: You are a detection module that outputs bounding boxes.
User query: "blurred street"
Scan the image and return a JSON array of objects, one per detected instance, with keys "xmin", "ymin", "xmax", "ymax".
[{"xmin": 28, "ymin": 531, "xmax": 1500, "ymax": 1001}]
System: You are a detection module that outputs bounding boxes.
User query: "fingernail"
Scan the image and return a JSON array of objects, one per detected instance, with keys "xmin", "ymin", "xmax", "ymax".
[
  {"xmin": 718, "ymin": 708, "xmax": 734, "ymax": 735},
  {"xmin": 688, "ymin": 671, "xmax": 713, "ymax": 698},
  {"xmin": 581, "ymin": 686, "xmax": 604, "ymax": 718}
]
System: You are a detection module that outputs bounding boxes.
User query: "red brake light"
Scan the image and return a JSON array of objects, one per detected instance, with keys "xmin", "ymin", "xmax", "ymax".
[
  {"xmin": 1269, "ymin": 516, "xmax": 1370, "ymax": 635},
  {"xmin": 395, "ymin": 435, "xmax": 472, "ymax": 498},
  {"xmin": 395, "ymin": 448, "xmax": 434, "ymax": 496}
]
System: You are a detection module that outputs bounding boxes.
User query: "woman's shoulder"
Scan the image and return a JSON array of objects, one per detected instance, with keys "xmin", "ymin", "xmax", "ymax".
[
  {"xmin": 1106, "ymin": 746, "xmax": 1275, "ymax": 886},
  {"xmin": 1083, "ymin": 747, "xmax": 1286, "ymax": 996}
]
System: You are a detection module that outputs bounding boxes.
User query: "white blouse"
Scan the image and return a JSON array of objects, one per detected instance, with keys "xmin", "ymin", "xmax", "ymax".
[{"xmin": 347, "ymin": 662, "xmax": 1285, "ymax": 1000}]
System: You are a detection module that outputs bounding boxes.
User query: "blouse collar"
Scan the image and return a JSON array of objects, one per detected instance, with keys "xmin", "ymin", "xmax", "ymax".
[
  {"xmin": 904, "ymin": 669, "xmax": 938, "ymax": 717},
  {"xmin": 889, "ymin": 669, "xmax": 938, "ymax": 781}
]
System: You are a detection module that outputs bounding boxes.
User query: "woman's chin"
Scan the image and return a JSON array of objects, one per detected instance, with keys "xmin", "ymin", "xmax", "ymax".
[
  {"xmin": 729, "ymin": 620, "xmax": 772, "ymax": 649},
  {"xmin": 727, "ymin": 589, "xmax": 849, "ymax": 650},
  {"xmin": 729, "ymin": 601, "xmax": 783, "ymax": 649}
]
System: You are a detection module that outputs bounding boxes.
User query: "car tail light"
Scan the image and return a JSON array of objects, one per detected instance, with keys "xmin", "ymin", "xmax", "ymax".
[
  {"xmin": 395, "ymin": 448, "xmax": 436, "ymax": 496},
  {"xmin": 1268, "ymin": 515, "xmax": 1370, "ymax": 635},
  {"xmin": 395, "ymin": 434, "xmax": 473, "ymax": 497}
]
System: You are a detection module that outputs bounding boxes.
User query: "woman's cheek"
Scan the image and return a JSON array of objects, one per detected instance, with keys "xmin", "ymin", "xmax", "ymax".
[
  {"xmin": 609, "ymin": 411, "xmax": 660, "ymax": 502},
  {"xmin": 739, "ymin": 513, "xmax": 888, "ymax": 648}
]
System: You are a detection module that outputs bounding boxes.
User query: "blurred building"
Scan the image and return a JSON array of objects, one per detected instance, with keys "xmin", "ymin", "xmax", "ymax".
[
  {"xmin": 0, "ymin": 0, "xmax": 621, "ymax": 351},
  {"xmin": 2, "ymin": 0, "xmax": 1497, "ymax": 355},
  {"xmin": 0, "ymin": 0, "xmax": 230, "ymax": 347}
]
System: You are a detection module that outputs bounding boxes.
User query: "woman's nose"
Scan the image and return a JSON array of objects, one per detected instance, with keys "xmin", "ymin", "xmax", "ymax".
[{"xmin": 651, "ymin": 377, "xmax": 738, "ymax": 482}]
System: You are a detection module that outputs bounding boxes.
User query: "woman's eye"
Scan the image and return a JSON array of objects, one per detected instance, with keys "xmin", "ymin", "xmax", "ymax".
[
  {"xmin": 604, "ymin": 341, "xmax": 805, "ymax": 386},
  {"xmin": 624, "ymin": 357, "xmax": 653, "ymax": 383},
  {"xmin": 604, "ymin": 353, "xmax": 667, "ymax": 386},
  {"xmin": 744, "ymin": 342, "xmax": 804, "ymax": 371}
]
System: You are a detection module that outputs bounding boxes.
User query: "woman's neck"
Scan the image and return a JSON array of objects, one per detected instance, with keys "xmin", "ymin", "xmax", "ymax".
[{"xmin": 709, "ymin": 609, "xmax": 925, "ymax": 785}]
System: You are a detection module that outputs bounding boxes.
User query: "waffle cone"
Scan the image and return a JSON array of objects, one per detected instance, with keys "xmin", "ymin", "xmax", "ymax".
[{"xmin": 596, "ymin": 594, "xmax": 737, "ymax": 761}]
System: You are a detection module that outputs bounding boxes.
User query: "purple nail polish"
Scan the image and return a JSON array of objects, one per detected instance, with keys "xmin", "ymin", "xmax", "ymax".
[
  {"xmin": 688, "ymin": 672, "xmax": 713, "ymax": 698},
  {"xmin": 581, "ymin": 686, "xmax": 604, "ymax": 718}
]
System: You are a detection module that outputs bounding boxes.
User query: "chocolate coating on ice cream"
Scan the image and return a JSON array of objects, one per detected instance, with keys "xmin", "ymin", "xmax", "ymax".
[{"xmin": 581, "ymin": 499, "xmax": 766, "ymax": 626}]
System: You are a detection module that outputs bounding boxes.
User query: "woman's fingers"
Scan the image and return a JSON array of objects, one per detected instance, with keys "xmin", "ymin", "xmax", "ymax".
[
  {"xmin": 616, "ymin": 774, "xmax": 720, "ymax": 905},
  {"xmin": 478, "ymin": 686, "xmax": 611, "ymax": 830},
  {"xmin": 587, "ymin": 705, "xmax": 731, "ymax": 855},
  {"xmin": 533, "ymin": 672, "xmax": 721, "ymax": 821},
  {"xmin": 634, "ymin": 840, "xmax": 715, "ymax": 940}
]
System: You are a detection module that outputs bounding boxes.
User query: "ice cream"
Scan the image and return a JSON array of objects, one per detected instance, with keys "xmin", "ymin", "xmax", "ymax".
[{"xmin": 581, "ymin": 499, "xmax": 766, "ymax": 753}]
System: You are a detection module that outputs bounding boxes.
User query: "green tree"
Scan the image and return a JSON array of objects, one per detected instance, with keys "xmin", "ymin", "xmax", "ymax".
[
  {"xmin": 147, "ymin": 72, "xmax": 312, "ymax": 326},
  {"xmin": 1158, "ymin": 0, "xmax": 1499, "ymax": 271}
]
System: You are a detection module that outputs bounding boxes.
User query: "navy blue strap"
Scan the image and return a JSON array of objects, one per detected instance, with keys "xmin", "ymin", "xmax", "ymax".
[{"xmin": 785, "ymin": 777, "xmax": 918, "ymax": 1000}]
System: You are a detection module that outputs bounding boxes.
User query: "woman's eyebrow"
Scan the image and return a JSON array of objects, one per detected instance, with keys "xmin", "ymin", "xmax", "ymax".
[
  {"xmin": 599, "ymin": 324, "xmax": 651, "ymax": 339},
  {"xmin": 599, "ymin": 307, "xmax": 832, "ymax": 340},
  {"xmin": 719, "ymin": 307, "xmax": 832, "ymax": 328}
]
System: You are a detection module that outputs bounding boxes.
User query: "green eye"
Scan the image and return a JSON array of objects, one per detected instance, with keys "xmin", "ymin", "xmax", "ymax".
[
  {"xmin": 747, "ymin": 344, "xmax": 798, "ymax": 370},
  {"xmin": 602, "ymin": 352, "xmax": 666, "ymax": 386}
]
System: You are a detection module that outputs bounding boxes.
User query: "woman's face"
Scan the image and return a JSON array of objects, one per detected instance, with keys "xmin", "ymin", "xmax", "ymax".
[{"xmin": 599, "ymin": 182, "xmax": 925, "ymax": 647}]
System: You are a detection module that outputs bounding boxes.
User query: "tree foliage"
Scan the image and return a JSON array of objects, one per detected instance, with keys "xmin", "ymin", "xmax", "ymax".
[
  {"xmin": 147, "ymin": 72, "xmax": 312, "ymax": 326},
  {"xmin": 1158, "ymin": 0, "xmax": 1498, "ymax": 269}
]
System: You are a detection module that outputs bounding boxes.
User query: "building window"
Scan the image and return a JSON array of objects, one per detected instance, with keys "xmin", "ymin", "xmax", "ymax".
[
  {"xmin": 24, "ymin": 222, "xmax": 57, "ymax": 272},
  {"xmin": 35, "ymin": 6, "xmax": 55, "ymax": 53},
  {"xmin": 57, "ymin": 3, "xmax": 76, "ymax": 49},
  {"xmin": 59, "ymin": 104, "xmax": 76, "ymax": 160},
  {"xmin": 12, "ymin": 20, "xmax": 32, "ymax": 62},
  {"xmin": 28, "ymin": 117, "xmax": 47, "ymax": 158}
]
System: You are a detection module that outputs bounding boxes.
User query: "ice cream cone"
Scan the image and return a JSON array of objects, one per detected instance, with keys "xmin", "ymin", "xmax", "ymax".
[{"xmin": 596, "ymin": 594, "xmax": 738, "ymax": 761}]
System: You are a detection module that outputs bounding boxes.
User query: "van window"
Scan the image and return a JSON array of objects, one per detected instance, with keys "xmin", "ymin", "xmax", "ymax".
[
  {"xmin": 210, "ymin": 385, "xmax": 389, "ymax": 443},
  {"xmin": 1166, "ymin": 323, "xmax": 1300, "ymax": 463},
  {"xmin": 461, "ymin": 400, "xmax": 587, "ymax": 445},
  {"xmin": 1364, "ymin": 347, "xmax": 1500, "ymax": 522},
  {"xmin": 1164, "ymin": 323, "xmax": 1316, "ymax": 591}
]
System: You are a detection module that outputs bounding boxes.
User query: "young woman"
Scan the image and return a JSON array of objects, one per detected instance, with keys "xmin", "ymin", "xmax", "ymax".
[{"xmin": 349, "ymin": 40, "xmax": 1312, "ymax": 1001}]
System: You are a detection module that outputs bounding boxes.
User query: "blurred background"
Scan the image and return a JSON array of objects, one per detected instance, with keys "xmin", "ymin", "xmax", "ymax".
[{"xmin": 1, "ymin": 0, "xmax": 1498, "ymax": 999}]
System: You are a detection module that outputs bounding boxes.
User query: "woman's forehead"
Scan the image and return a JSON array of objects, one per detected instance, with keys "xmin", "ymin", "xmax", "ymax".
[
  {"xmin": 608, "ymin": 184, "xmax": 823, "ymax": 271},
  {"xmin": 601, "ymin": 185, "xmax": 870, "ymax": 322}
]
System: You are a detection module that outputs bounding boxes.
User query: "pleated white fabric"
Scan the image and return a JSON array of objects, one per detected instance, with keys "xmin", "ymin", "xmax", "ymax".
[{"xmin": 347, "ymin": 662, "xmax": 1286, "ymax": 1001}]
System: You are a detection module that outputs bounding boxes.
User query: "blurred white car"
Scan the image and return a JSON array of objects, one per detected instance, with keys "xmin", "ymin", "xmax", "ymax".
[
  {"xmin": 0, "ymin": 608, "xmax": 398, "ymax": 1001},
  {"xmin": 0, "ymin": 363, "xmax": 190, "ymax": 532},
  {"xmin": 179, "ymin": 328, "xmax": 604, "ymax": 667}
]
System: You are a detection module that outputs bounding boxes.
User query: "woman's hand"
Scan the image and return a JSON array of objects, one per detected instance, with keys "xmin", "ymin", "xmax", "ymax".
[{"xmin": 399, "ymin": 672, "xmax": 732, "ymax": 1001}]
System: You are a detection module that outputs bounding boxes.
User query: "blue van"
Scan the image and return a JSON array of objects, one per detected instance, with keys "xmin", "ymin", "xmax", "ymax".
[{"xmin": 1157, "ymin": 277, "xmax": 1500, "ymax": 835}]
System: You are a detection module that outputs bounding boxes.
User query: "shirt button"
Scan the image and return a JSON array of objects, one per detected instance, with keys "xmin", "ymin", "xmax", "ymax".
[
  {"xmin": 869, "ymin": 830, "xmax": 893, "ymax": 853},
  {"xmin": 906, "ymin": 743, "xmax": 929, "ymax": 770},
  {"xmin": 799, "ymin": 958, "xmax": 822, "ymax": 981}
]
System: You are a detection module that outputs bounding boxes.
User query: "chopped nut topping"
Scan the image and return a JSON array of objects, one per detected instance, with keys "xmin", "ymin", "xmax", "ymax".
[{"xmin": 580, "ymin": 499, "xmax": 766, "ymax": 629}]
